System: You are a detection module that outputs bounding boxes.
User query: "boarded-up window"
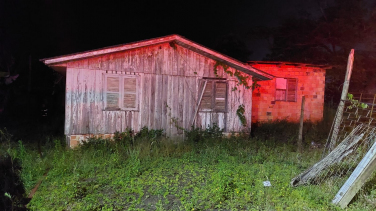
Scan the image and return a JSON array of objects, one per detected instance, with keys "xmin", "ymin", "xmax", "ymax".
[
  {"xmin": 215, "ymin": 82, "xmax": 227, "ymax": 112},
  {"xmin": 275, "ymin": 78, "xmax": 297, "ymax": 102},
  {"xmin": 199, "ymin": 79, "xmax": 227, "ymax": 112},
  {"xmin": 105, "ymin": 75, "xmax": 139, "ymax": 110},
  {"xmin": 201, "ymin": 81, "xmax": 213, "ymax": 111}
]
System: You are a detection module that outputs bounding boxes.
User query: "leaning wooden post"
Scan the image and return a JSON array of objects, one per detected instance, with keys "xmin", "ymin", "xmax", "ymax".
[
  {"xmin": 332, "ymin": 137, "xmax": 376, "ymax": 208},
  {"xmin": 298, "ymin": 96, "xmax": 305, "ymax": 153},
  {"xmin": 330, "ymin": 49, "xmax": 355, "ymax": 151},
  {"xmin": 191, "ymin": 80, "xmax": 207, "ymax": 127}
]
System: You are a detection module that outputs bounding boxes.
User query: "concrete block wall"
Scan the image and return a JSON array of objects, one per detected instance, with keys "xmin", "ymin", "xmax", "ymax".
[{"xmin": 250, "ymin": 63, "xmax": 326, "ymax": 123}]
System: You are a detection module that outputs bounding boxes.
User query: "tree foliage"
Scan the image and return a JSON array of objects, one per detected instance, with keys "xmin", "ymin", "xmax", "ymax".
[{"xmin": 264, "ymin": 0, "xmax": 376, "ymax": 103}]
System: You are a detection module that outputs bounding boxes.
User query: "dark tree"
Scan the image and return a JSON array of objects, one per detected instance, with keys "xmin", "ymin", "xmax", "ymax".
[
  {"xmin": 212, "ymin": 33, "xmax": 253, "ymax": 62},
  {"xmin": 264, "ymin": 0, "xmax": 376, "ymax": 103}
]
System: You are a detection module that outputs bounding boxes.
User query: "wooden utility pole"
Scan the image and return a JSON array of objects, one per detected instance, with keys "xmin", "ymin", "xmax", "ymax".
[
  {"xmin": 298, "ymin": 95, "xmax": 305, "ymax": 153},
  {"xmin": 330, "ymin": 49, "xmax": 354, "ymax": 150}
]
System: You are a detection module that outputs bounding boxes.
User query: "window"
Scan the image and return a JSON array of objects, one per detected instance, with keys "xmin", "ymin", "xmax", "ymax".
[
  {"xmin": 275, "ymin": 78, "xmax": 297, "ymax": 102},
  {"xmin": 105, "ymin": 74, "xmax": 139, "ymax": 110},
  {"xmin": 199, "ymin": 79, "xmax": 227, "ymax": 112}
]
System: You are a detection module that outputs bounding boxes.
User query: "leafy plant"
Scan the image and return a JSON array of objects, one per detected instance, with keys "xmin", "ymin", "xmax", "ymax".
[
  {"xmin": 347, "ymin": 93, "xmax": 369, "ymax": 109},
  {"xmin": 236, "ymin": 104, "xmax": 247, "ymax": 127}
]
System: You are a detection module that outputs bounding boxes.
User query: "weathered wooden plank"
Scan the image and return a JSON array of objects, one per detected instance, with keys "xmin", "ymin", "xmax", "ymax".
[
  {"xmin": 106, "ymin": 111, "xmax": 113, "ymax": 133},
  {"xmin": 197, "ymin": 112, "xmax": 205, "ymax": 129},
  {"xmin": 218, "ymin": 113, "xmax": 225, "ymax": 129},
  {"xmin": 121, "ymin": 51, "xmax": 129, "ymax": 72},
  {"xmin": 184, "ymin": 48, "xmax": 194, "ymax": 77},
  {"xmin": 132, "ymin": 48, "xmax": 144, "ymax": 73},
  {"xmin": 115, "ymin": 111, "xmax": 122, "ymax": 132},
  {"xmin": 183, "ymin": 77, "xmax": 189, "ymax": 130},
  {"xmin": 65, "ymin": 68, "xmax": 74, "ymax": 135},
  {"xmin": 108, "ymin": 55, "xmax": 116, "ymax": 71},
  {"xmin": 170, "ymin": 76, "xmax": 179, "ymax": 137},
  {"xmin": 77, "ymin": 69, "xmax": 86, "ymax": 134},
  {"xmin": 101, "ymin": 54, "xmax": 110, "ymax": 70},
  {"xmin": 71, "ymin": 69, "xmax": 79, "ymax": 134},
  {"xmin": 178, "ymin": 76, "xmax": 184, "ymax": 134},
  {"xmin": 141, "ymin": 74, "xmax": 150, "ymax": 128},
  {"xmin": 85, "ymin": 69, "xmax": 95, "ymax": 134},
  {"xmin": 156, "ymin": 45, "xmax": 164, "ymax": 75},
  {"xmin": 87, "ymin": 57, "xmax": 101, "ymax": 69},
  {"xmin": 212, "ymin": 113, "xmax": 219, "ymax": 127},
  {"xmin": 205, "ymin": 113, "xmax": 212, "ymax": 128},
  {"xmin": 226, "ymin": 80, "xmax": 236, "ymax": 132},
  {"xmin": 208, "ymin": 59, "xmax": 215, "ymax": 78},
  {"xmin": 243, "ymin": 77, "xmax": 252, "ymax": 128},
  {"xmin": 115, "ymin": 52, "xmax": 126, "ymax": 71},
  {"xmin": 97, "ymin": 70, "xmax": 105, "ymax": 133},
  {"xmin": 161, "ymin": 75, "xmax": 169, "ymax": 133},
  {"xmin": 154, "ymin": 75, "xmax": 163, "ymax": 129},
  {"xmin": 203, "ymin": 57, "xmax": 211, "ymax": 78},
  {"xmin": 333, "ymin": 139, "xmax": 376, "ymax": 208},
  {"xmin": 149, "ymin": 74, "xmax": 156, "ymax": 129},
  {"xmin": 136, "ymin": 73, "xmax": 144, "ymax": 132},
  {"xmin": 166, "ymin": 75, "xmax": 173, "ymax": 137},
  {"xmin": 133, "ymin": 111, "xmax": 139, "ymax": 132},
  {"xmin": 142, "ymin": 47, "xmax": 150, "ymax": 74},
  {"xmin": 185, "ymin": 51, "xmax": 195, "ymax": 77},
  {"xmin": 170, "ymin": 44, "xmax": 178, "ymax": 76},
  {"xmin": 177, "ymin": 46, "xmax": 185, "ymax": 76},
  {"xmin": 196, "ymin": 52, "xmax": 204, "ymax": 77},
  {"xmin": 162, "ymin": 45, "xmax": 170, "ymax": 75}
]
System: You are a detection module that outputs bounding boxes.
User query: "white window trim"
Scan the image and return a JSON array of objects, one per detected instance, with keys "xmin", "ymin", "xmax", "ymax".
[{"xmin": 104, "ymin": 74, "xmax": 140, "ymax": 111}]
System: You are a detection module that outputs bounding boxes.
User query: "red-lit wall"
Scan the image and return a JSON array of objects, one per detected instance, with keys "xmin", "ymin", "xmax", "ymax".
[{"xmin": 250, "ymin": 63, "xmax": 326, "ymax": 122}]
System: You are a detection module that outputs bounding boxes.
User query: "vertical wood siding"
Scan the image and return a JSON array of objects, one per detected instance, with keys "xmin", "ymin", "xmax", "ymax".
[{"xmin": 65, "ymin": 43, "xmax": 253, "ymax": 137}]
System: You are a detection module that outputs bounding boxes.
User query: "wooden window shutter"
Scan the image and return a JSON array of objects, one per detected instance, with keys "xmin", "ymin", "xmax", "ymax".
[
  {"xmin": 123, "ymin": 77, "xmax": 137, "ymax": 109},
  {"xmin": 214, "ymin": 82, "xmax": 226, "ymax": 112},
  {"xmin": 106, "ymin": 76, "xmax": 120, "ymax": 109},
  {"xmin": 200, "ymin": 80, "xmax": 213, "ymax": 110},
  {"xmin": 287, "ymin": 78, "xmax": 297, "ymax": 102}
]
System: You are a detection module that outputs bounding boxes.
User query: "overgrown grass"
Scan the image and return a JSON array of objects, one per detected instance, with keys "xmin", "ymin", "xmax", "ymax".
[{"xmin": 2, "ymin": 108, "xmax": 376, "ymax": 210}]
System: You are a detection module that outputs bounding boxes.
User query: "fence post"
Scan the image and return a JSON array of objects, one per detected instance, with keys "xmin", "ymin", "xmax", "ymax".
[
  {"xmin": 298, "ymin": 95, "xmax": 305, "ymax": 153},
  {"xmin": 330, "ymin": 49, "xmax": 354, "ymax": 150}
]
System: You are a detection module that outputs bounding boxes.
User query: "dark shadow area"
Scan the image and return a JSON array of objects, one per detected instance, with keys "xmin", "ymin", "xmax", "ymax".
[{"xmin": 0, "ymin": 154, "xmax": 30, "ymax": 211}]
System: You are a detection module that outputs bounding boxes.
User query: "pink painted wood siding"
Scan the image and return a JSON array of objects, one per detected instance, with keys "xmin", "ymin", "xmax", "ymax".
[{"xmin": 65, "ymin": 43, "xmax": 253, "ymax": 137}]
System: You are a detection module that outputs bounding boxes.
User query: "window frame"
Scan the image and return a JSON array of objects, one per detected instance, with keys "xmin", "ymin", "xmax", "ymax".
[
  {"xmin": 104, "ymin": 74, "xmax": 139, "ymax": 111},
  {"xmin": 275, "ymin": 77, "xmax": 297, "ymax": 102},
  {"xmin": 199, "ymin": 78, "xmax": 228, "ymax": 112}
]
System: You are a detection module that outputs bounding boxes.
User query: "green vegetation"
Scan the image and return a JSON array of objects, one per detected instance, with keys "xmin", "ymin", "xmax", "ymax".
[{"xmin": 2, "ymin": 110, "xmax": 376, "ymax": 210}]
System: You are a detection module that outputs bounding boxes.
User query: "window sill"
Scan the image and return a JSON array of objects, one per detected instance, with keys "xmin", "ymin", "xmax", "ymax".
[
  {"xmin": 103, "ymin": 108, "xmax": 139, "ymax": 112},
  {"xmin": 198, "ymin": 110, "xmax": 228, "ymax": 113}
]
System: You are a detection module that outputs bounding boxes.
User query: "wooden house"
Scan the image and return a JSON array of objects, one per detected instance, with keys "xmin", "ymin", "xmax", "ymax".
[
  {"xmin": 248, "ymin": 61, "xmax": 329, "ymax": 123},
  {"xmin": 42, "ymin": 35, "xmax": 273, "ymax": 147}
]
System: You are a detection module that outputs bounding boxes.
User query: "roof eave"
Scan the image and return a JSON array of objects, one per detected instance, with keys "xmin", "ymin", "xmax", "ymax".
[{"xmin": 41, "ymin": 34, "xmax": 273, "ymax": 80}]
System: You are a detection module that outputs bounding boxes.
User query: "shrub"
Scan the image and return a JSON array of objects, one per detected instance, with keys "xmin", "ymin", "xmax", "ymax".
[{"xmin": 185, "ymin": 123, "xmax": 224, "ymax": 144}]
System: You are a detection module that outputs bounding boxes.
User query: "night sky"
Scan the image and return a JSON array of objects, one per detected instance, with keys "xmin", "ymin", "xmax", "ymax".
[{"xmin": 1, "ymin": 0, "xmax": 330, "ymax": 61}]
